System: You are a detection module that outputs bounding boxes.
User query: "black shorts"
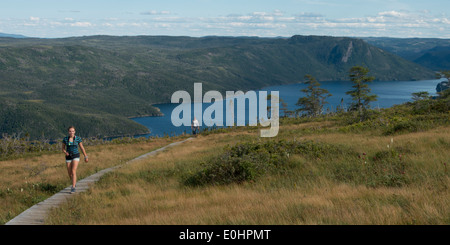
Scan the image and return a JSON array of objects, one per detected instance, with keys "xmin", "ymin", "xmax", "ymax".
[{"xmin": 66, "ymin": 153, "xmax": 80, "ymax": 162}]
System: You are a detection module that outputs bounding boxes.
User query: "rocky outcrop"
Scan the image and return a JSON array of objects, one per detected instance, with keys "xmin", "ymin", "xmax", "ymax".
[{"xmin": 436, "ymin": 81, "xmax": 450, "ymax": 93}]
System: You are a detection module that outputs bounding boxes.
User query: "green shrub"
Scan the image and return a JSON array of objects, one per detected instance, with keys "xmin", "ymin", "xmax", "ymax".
[
  {"xmin": 363, "ymin": 149, "xmax": 409, "ymax": 187},
  {"xmin": 183, "ymin": 139, "xmax": 346, "ymax": 186},
  {"xmin": 327, "ymin": 148, "xmax": 410, "ymax": 187},
  {"xmin": 386, "ymin": 120, "xmax": 420, "ymax": 135}
]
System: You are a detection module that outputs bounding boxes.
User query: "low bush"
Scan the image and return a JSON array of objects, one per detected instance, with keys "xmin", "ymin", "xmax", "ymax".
[
  {"xmin": 329, "ymin": 148, "xmax": 409, "ymax": 187},
  {"xmin": 363, "ymin": 149, "xmax": 409, "ymax": 187},
  {"xmin": 183, "ymin": 139, "xmax": 347, "ymax": 186}
]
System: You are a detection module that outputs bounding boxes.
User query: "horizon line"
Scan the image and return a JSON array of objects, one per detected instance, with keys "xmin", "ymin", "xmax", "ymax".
[{"xmin": 2, "ymin": 32, "xmax": 450, "ymax": 40}]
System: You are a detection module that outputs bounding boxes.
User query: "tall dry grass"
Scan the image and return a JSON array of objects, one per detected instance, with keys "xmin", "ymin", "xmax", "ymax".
[{"xmin": 44, "ymin": 122, "xmax": 449, "ymax": 225}]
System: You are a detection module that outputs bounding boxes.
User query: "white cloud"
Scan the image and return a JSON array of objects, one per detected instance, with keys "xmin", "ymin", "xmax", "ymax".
[
  {"xmin": 252, "ymin": 12, "xmax": 268, "ymax": 16},
  {"xmin": 70, "ymin": 22, "xmax": 92, "ymax": 27},
  {"xmin": 296, "ymin": 12, "xmax": 324, "ymax": 18},
  {"xmin": 140, "ymin": 10, "xmax": 171, "ymax": 15},
  {"xmin": 30, "ymin": 16, "xmax": 40, "ymax": 21},
  {"xmin": 50, "ymin": 21, "xmax": 63, "ymax": 26},
  {"xmin": 236, "ymin": 16, "xmax": 252, "ymax": 21},
  {"xmin": 273, "ymin": 10, "xmax": 284, "ymax": 16},
  {"xmin": 378, "ymin": 10, "xmax": 409, "ymax": 18},
  {"xmin": 441, "ymin": 18, "xmax": 450, "ymax": 24},
  {"xmin": 262, "ymin": 16, "xmax": 275, "ymax": 21},
  {"xmin": 156, "ymin": 23, "xmax": 171, "ymax": 28}
]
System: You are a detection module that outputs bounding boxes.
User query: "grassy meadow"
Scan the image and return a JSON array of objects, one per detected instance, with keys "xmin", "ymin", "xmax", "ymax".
[
  {"xmin": 1, "ymin": 97, "xmax": 449, "ymax": 225},
  {"xmin": 0, "ymin": 136, "xmax": 179, "ymax": 224}
]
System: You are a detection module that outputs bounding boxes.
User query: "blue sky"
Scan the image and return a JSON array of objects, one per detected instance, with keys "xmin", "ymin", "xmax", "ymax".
[{"xmin": 1, "ymin": 0, "xmax": 449, "ymax": 38}]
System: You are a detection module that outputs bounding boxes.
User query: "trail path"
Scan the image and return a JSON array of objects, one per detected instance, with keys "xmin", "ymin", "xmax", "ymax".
[{"xmin": 5, "ymin": 137, "xmax": 193, "ymax": 225}]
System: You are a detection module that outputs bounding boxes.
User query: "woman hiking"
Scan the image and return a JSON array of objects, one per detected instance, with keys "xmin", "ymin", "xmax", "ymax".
[{"xmin": 62, "ymin": 126, "xmax": 88, "ymax": 194}]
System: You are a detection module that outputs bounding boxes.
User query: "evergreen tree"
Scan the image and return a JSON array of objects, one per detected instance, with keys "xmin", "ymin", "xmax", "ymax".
[
  {"xmin": 296, "ymin": 75, "xmax": 332, "ymax": 117},
  {"xmin": 280, "ymin": 100, "xmax": 290, "ymax": 117},
  {"xmin": 267, "ymin": 95, "xmax": 290, "ymax": 117},
  {"xmin": 346, "ymin": 66, "xmax": 377, "ymax": 122}
]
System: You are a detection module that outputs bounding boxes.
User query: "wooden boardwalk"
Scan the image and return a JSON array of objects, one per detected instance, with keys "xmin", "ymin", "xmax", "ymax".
[{"xmin": 5, "ymin": 137, "xmax": 193, "ymax": 225}]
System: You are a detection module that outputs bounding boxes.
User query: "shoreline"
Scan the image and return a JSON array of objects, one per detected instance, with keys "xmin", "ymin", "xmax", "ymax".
[
  {"xmin": 128, "ymin": 113, "xmax": 164, "ymax": 119},
  {"xmin": 128, "ymin": 104, "xmax": 165, "ymax": 119}
]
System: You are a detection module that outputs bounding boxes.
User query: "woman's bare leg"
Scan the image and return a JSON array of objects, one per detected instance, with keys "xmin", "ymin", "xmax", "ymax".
[
  {"xmin": 66, "ymin": 161, "xmax": 73, "ymax": 180},
  {"xmin": 70, "ymin": 160, "xmax": 79, "ymax": 187}
]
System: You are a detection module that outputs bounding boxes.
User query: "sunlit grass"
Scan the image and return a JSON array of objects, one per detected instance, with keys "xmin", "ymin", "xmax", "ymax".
[
  {"xmin": 0, "ymin": 136, "xmax": 179, "ymax": 224},
  {"xmin": 43, "ymin": 120, "xmax": 450, "ymax": 225}
]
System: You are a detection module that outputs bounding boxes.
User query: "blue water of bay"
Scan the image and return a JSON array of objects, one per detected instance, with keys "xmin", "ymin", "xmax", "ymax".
[{"xmin": 131, "ymin": 79, "xmax": 443, "ymax": 137}]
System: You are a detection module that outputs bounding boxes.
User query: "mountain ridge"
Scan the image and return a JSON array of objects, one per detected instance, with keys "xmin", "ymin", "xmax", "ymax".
[
  {"xmin": 362, "ymin": 37, "xmax": 450, "ymax": 71},
  {"xmin": 0, "ymin": 32, "xmax": 29, "ymax": 38}
]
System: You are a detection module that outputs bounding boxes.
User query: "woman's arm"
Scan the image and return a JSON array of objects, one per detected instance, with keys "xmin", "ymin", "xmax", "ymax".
[
  {"xmin": 79, "ymin": 142, "xmax": 89, "ymax": 162},
  {"xmin": 62, "ymin": 143, "xmax": 69, "ymax": 156}
]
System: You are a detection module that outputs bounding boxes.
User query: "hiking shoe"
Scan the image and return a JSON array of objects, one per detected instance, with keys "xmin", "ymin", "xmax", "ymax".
[{"xmin": 70, "ymin": 186, "xmax": 76, "ymax": 194}]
